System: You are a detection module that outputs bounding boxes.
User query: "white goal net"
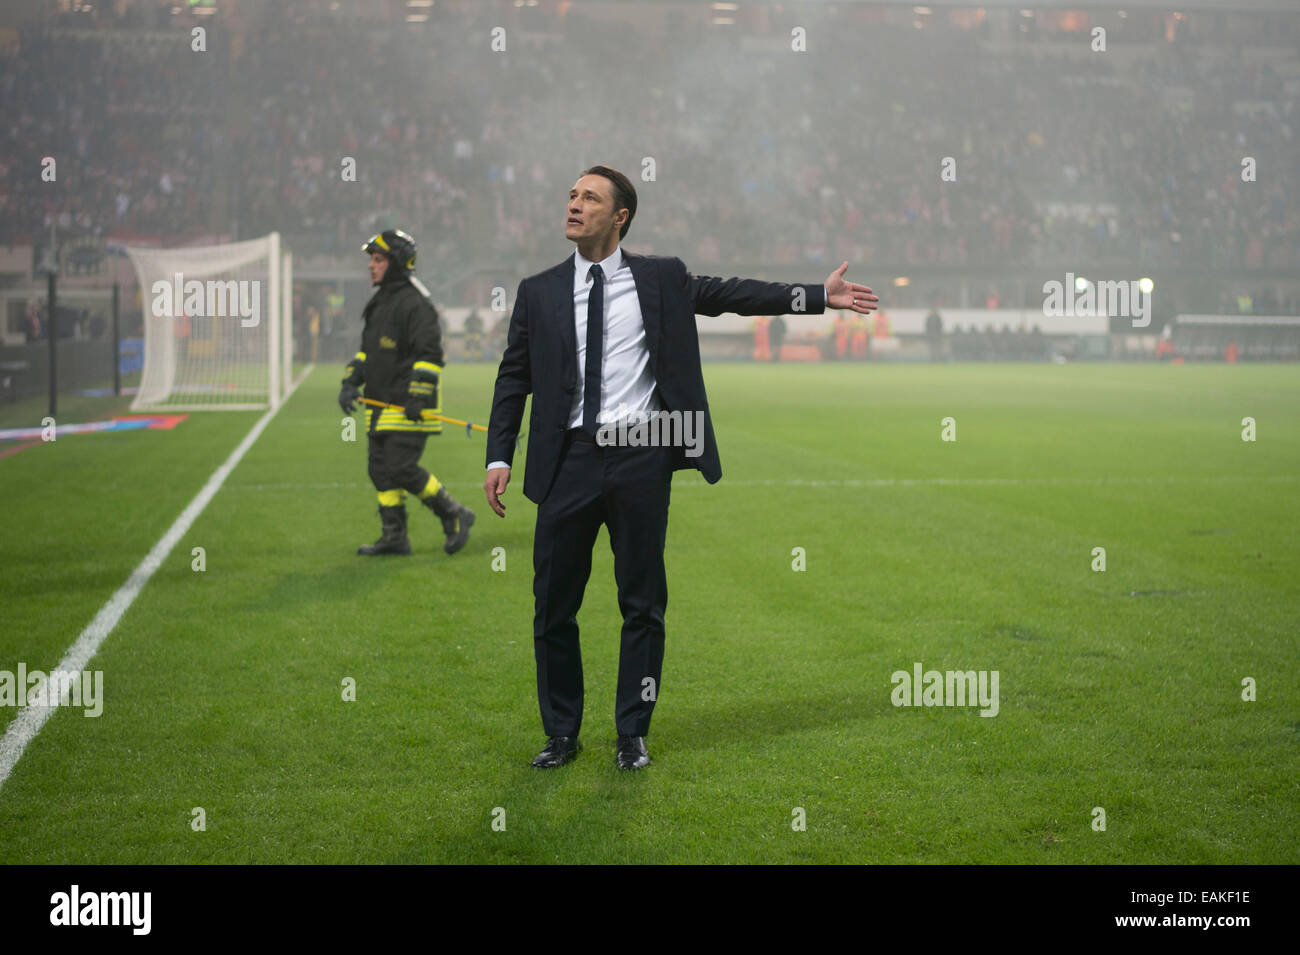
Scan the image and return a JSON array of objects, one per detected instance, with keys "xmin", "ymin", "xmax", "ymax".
[{"xmin": 126, "ymin": 233, "xmax": 293, "ymax": 410}]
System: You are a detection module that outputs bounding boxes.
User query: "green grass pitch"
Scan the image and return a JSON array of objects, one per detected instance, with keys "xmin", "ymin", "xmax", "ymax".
[{"xmin": 0, "ymin": 362, "xmax": 1296, "ymax": 864}]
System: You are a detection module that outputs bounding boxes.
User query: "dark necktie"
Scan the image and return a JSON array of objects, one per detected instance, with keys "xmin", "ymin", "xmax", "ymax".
[{"xmin": 582, "ymin": 263, "xmax": 604, "ymax": 435}]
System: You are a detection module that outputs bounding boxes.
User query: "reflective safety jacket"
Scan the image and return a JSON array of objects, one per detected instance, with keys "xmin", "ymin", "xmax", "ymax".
[{"xmin": 343, "ymin": 276, "xmax": 445, "ymax": 434}]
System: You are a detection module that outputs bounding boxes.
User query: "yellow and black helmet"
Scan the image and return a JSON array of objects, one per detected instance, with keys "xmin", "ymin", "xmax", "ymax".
[{"xmin": 362, "ymin": 228, "xmax": 417, "ymax": 273}]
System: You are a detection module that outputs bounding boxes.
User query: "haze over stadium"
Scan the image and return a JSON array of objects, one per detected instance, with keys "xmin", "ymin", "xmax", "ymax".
[{"xmin": 0, "ymin": 0, "xmax": 1295, "ymax": 891}]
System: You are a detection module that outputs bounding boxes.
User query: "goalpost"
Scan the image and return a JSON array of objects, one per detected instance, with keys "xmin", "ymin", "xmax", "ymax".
[{"xmin": 126, "ymin": 233, "xmax": 293, "ymax": 410}]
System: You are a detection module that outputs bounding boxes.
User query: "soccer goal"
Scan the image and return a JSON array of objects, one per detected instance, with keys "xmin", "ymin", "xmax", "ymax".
[{"xmin": 126, "ymin": 233, "xmax": 293, "ymax": 410}]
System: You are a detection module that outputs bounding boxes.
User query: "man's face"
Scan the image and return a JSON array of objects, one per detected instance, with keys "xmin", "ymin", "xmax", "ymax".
[
  {"xmin": 368, "ymin": 252, "xmax": 389, "ymax": 285},
  {"xmin": 565, "ymin": 175, "xmax": 624, "ymax": 244}
]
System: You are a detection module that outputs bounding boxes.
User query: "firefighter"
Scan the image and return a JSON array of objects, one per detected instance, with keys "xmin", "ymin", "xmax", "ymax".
[{"xmin": 338, "ymin": 229, "xmax": 475, "ymax": 556}]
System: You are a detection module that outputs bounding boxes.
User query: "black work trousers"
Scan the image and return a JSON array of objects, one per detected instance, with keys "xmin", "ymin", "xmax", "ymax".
[{"xmin": 367, "ymin": 430, "xmax": 432, "ymax": 495}]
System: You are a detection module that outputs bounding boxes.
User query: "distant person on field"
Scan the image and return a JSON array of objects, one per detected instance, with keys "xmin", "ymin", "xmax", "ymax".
[
  {"xmin": 752, "ymin": 315, "xmax": 771, "ymax": 360},
  {"xmin": 925, "ymin": 307, "xmax": 943, "ymax": 362},
  {"xmin": 308, "ymin": 306, "xmax": 321, "ymax": 363},
  {"xmin": 832, "ymin": 313, "xmax": 849, "ymax": 359},
  {"xmin": 850, "ymin": 313, "xmax": 869, "ymax": 359},
  {"xmin": 464, "ymin": 308, "xmax": 484, "ymax": 361},
  {"xmin": 769, "ymin": 314, "xmax": 787, "ymax": 361}
]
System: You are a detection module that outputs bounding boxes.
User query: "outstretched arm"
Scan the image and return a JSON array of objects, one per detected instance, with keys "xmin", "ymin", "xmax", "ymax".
[
  {"xmin": 686, "ymin": 260, "xmax": 823, "ymax": 317},
  {"xmin": 683, "ymin": 258, "xmax": 878, "ymax": 316}
]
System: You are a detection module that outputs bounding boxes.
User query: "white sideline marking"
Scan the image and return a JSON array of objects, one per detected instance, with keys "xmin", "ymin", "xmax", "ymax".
[{"xmin": 0, "ymin": 371, "xmax": 309, "ymax": 793}]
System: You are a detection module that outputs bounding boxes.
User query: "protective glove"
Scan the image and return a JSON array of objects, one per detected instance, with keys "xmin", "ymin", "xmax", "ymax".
[
  {"xmin": 339, "ymin": 381, "xmax": 360, "ymax": 414},
  {"xmin": 406, "ymin": 368, "xmax": 439, "ymax": 423}
]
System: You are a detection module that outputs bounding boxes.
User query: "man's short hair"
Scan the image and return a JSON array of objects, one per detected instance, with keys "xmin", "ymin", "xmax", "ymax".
[{"xmin": 581, "ymin": 165, "xmax": 637, "ymax": 240}]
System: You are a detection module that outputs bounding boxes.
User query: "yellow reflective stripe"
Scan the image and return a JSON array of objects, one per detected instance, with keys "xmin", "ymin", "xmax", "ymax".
[
  {"xmin": 412, "ymin": 361, "xmax": 442, "ymax": 374},
  {"xmin": 355, "ymin": 352, "xmax": 366, "ymax": 361},
  {"xmin": 367, "ymin": 420, "xmax": 441, "ymax": 433},
  {"xmin": 377, "ymin": 489, "xmax": 403, "ymax": 506},
  {"xmin": 375, "ymin": 423, "xmax": 442, "ymax": 432},
  {"xmin": 373, "ymin": 234, "xmax": 390, "ymax": 251},
  {"xmin": 371, "ymin": 407, "xmax": 441, "ymax": 423}
]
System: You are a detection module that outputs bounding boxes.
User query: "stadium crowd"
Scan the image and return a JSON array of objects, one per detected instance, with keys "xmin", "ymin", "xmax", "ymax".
[{"xmin": 1, "ymin": 1, "xmax": 1295, "ymax": 314}]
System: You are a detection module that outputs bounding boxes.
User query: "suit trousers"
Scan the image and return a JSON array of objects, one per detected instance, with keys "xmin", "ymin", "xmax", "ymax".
[{"xmin": 532, "ymin": 429, "xmax": 673, "ymax": 738}]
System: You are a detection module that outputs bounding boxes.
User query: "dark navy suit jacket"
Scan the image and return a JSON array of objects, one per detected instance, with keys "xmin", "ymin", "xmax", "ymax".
[{"xmin": 486, "ymin": 252, "xmax": 827, "ymax": 504}]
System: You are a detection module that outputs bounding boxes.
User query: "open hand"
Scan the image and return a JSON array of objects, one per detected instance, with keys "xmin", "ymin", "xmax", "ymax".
[{"xmin": 825, "ymin": 262, "xmax": 879, "ymax": 314}]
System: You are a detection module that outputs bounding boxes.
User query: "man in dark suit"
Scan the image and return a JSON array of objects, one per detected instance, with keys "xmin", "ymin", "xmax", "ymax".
[{"xmin": 484, "ymin": 165, "xmax": 879, "ymax": 770}]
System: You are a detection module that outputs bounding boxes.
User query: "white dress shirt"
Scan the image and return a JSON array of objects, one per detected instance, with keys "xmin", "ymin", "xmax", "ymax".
[{"xmin": 487, "ymin": 246, "xmax": 659, "ymax": 471}]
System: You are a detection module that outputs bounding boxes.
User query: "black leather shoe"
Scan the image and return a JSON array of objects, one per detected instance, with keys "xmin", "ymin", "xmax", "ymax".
[
  {"xmin": 615, "ymin": 735, "xmax": 651, "ymax": 770},
  {"xmin": 531, "ymin": 736, "xmax": 581, "ymax": 768}
]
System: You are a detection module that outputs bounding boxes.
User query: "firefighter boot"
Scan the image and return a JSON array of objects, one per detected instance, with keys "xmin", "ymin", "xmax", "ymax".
[
  {"xmin": 357, "ymin": 505, "xmax": 412, "ymax": 556},
  {"xmin": 425, "ymin": 487, "xmax": 475, "ymax": 554}
]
